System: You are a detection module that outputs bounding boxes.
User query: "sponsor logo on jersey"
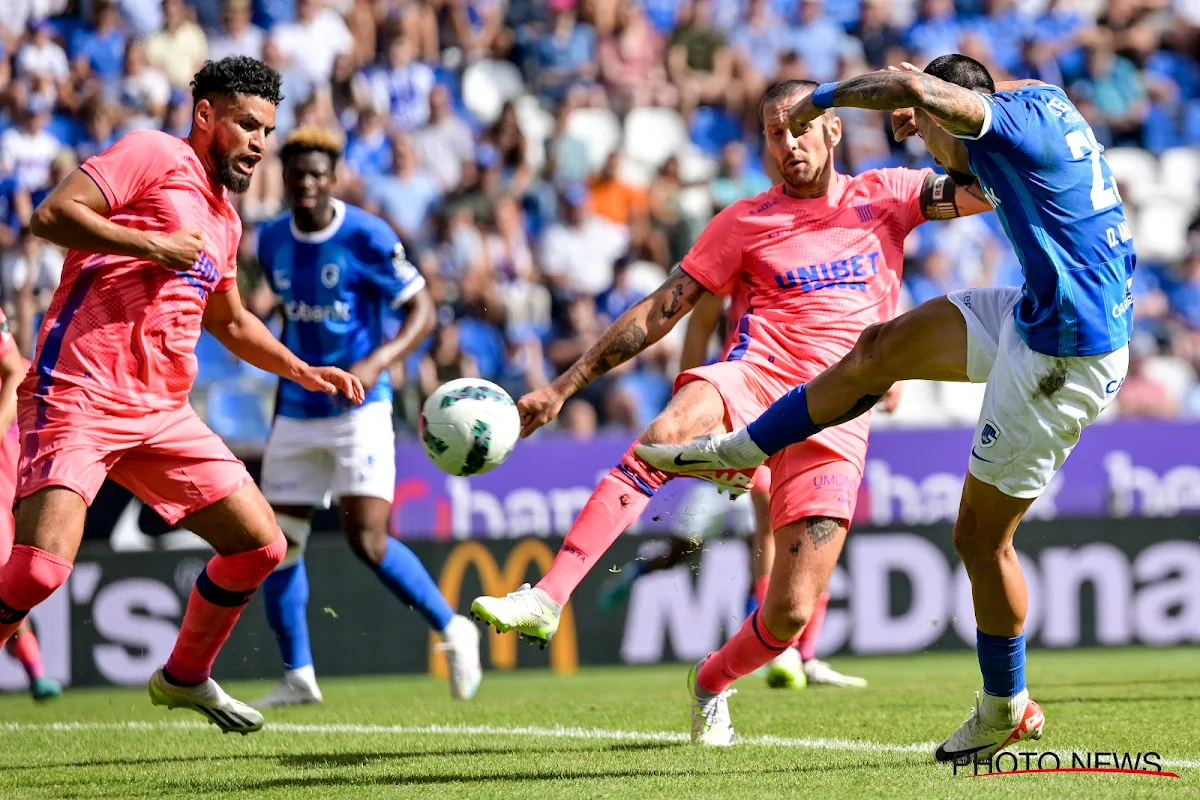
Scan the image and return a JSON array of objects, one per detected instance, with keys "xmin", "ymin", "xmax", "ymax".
[
  {"xmin": 775, "ymin": 251, "xmax": 882, "ymax": 293},
  {"xmin": 284, "ymin": 299, "xmax": 352, "ymax": 323}
]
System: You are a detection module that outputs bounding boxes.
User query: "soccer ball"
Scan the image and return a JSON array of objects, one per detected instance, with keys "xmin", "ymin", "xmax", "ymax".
[{"xmin": 420, "ymin": 378, "xmax": 521, "ymax": 476}]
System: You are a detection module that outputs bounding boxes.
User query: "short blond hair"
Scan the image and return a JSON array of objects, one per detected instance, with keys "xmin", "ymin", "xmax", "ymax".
[{"xmin": 279, "ymin": 126, "xmax": 343, "ymax": 166}]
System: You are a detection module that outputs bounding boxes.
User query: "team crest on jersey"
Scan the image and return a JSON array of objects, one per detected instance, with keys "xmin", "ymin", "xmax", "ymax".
[
  {"xmin": 979, "ymin": 420, "xmax": 1001, "ymax": 448},
  {"xmin": 321, "ymin": 263, "xmax": 340, "ymax": 288}
]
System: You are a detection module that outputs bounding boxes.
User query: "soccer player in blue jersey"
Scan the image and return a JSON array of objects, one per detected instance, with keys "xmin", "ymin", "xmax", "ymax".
[
  {"xmin": 252, "ymin": 128, "xmax": 482, "ymax": 707},
  {"xmin": 639, "ymin": 55, "xmax": 1136, "ymax": 760}
]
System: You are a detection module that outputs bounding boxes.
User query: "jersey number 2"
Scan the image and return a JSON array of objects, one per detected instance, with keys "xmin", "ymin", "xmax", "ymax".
[{"xmin": 1065, "ymin": 128, "xmax": 1120, "ymax": 211}]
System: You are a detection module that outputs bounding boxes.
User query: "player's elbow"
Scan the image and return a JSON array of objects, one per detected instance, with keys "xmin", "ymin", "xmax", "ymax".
[
  {"xmin": 408, "ymin": 288, "xmax": 437, "ymax": 340},
  {"xmin": 28, "ymin": 199, "xmax": 59, "ymax": 240}
]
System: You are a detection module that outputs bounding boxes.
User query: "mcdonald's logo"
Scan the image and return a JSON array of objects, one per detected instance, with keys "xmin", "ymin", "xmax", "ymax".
[{"xmin": 429, "ymin": 539, "xmax": 578, "ymax": 678}]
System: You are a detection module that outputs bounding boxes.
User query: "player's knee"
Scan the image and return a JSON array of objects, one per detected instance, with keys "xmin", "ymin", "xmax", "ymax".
[
  {"xmin": 760, "ymin": 599, "xmax": 809, "ymax": 642},
  {"xmin": 952, "ymin": 518, "xmax": 1009, "ymax": 566},
  {"xmin": 847, "ymin": 323, "xmax": 893, "ymax": 388},
  {"xmin": 346, "ymin": 526, "xmax": 389, "ymax": 566},
  {"xmin": 0, "ymin": 545, "xmax": 73, "ymax": 618},
  {"xmin": 640, "ymin": 413, "xmax": 687, "ymax": 446}
]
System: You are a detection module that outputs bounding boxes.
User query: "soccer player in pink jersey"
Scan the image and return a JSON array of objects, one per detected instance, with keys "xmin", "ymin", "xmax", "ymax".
[
  {"xmin": 0, "ymin": 310, "xmax": 62, "ymax": 702},
  {"xmin": 470, "ymin": 79, "xmax": 991, "ymax": 741},
  {"xmin": 0, "ymin": 56, "xmax": 364, "ymax": 734}
]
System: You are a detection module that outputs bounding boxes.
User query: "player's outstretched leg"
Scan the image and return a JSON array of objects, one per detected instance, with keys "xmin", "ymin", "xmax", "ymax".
[
  {"xmin": 637, "ymin": 297, "xmax": 970, "ymax": 476},
  {"xmin": 935, "ymin": 474, "xmax": 1044, "ymax": 762},
  {"xmin": 8, "ymin": 623, "xmax": 62, "ymax": 701},
  {"xmin": 342, "ymin": 496, "xmax": 481, "ymax": 700},
  {"xmin": 150, "ymin": 485, "xmax": 286, "ymax": 734},
  {"xmin": 472, "ymin": 381, "xmax": 732, "ymax": 644},
  {"xmin": 688, "ymin": 516, "xmax": 847, "ymax": 744},
  {"xmin": 255, "ymin": 513, "xmax": 323, "ymax": 708}
]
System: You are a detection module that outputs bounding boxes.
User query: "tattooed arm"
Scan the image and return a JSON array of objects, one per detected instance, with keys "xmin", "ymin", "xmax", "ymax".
[
  {"xmin": 790, "ymin": 72, "xmax": 989, "ymax": 139},
  {"xmin": 919, "ymin": 172, "xmax": 993, "ymax": 220},
  {"xmin": 515, "ymin": 266, "xmax": 710, "ymax": 437}
]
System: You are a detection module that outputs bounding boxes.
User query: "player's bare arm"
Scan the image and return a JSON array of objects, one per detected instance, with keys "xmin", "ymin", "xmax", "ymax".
[
  {"xmin": 679, "ymin": 292, "xmax": 724, "ymax": 373},
  {"xmin": 789, "ymin": 71, "xmax": 989, "ymax": 139},
  {"xmin": 203, "ymin": 283, "xmax": 366, "ymax": 404},
  {"xmin": 890, "ymin": 72, "xmax": 1046, "ymax": 142},
  {"xmin": 349, "ymin": 286, "xmax": 436, "ymax": 392},
  {"xmin": 517, "ymin": 265, "xmax": 709, "ymax": 437},
  {"xmin": 30, "ymin": 169, "xmax": 204, "ymax": 271},
  {"xmin": 0, "ymin": 344, "xmax": 23, "ymax": 433}
]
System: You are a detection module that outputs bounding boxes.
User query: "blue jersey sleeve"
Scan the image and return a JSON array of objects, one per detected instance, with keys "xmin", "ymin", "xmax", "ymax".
[
  {"xmin": 959, "ymin": 89, "xmax": 1031, "ymax": 151},
  {"xmin": 358, "ymin": 218, "xmax": 426, "ymax": 308}
]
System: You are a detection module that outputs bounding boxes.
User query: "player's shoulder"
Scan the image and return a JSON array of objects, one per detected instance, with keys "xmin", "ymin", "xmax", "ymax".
[
  {"xmin": 713, "ymin": 185, "xmax": 781, "ymax": 227},
  {"xmin": 338, "ymin": 202, "xmax": 392, "ymax": 238},
  {"xmin": 111, "ymin": 128, "xmax": 189, "ymax": 155},
  {"xmin": 847, "ymin": 166, "xmax": 930, "ymax": 198}
]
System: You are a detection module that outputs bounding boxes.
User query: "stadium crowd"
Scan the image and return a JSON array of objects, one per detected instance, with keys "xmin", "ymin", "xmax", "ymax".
[{"xmin": 2, "ymin": 0, "xmax": 1200, "ymax": 444}]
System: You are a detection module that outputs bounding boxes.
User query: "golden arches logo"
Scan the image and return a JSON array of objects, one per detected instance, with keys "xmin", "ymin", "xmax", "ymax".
[{"xmin": 430, "ymin": 539, "xmax": 578, "ymax": 677}]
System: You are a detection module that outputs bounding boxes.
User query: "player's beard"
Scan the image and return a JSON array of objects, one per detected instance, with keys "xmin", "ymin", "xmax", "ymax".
[{"xmin": 211, "ymin": 141, "xmax": 253, "ymax": 194}]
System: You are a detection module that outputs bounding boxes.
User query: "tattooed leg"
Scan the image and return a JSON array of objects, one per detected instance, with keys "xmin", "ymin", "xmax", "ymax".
[{"xmin": 760, "ymin": 516, "xmax": 848, "ymax": 642}]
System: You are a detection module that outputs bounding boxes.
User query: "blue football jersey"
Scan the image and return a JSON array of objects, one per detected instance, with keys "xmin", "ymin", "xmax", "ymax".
[
  {"xmin": 960, "ymin": 84, "xmax": 1136, "ymax": 358},
  {"xmin": 257, "ymin": 199, "xmax": 426, "ymax": 418}
]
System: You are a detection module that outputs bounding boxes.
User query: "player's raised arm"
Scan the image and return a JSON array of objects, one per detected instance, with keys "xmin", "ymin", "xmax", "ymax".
[
  {"xmin": 789, "ymin": 70, "xmax": 989, "ymax": 140},
  {"xmin": 516, "ymin": 265, "xmax": 710, "ymax": 437},
  {"xmin": 203, "ymin": 282, "xmax": 365, "ymax": 404},
  {"xmin": 919, "ymin": 172, "xmax": 994, "ymax": 219}
]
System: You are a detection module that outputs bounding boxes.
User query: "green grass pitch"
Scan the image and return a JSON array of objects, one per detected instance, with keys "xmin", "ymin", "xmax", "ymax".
[{"xmin": 1, "ymin": 647, "xmax": 1197, "ymax": 799}]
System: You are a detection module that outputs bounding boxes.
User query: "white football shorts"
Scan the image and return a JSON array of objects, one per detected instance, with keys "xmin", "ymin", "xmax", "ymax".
[
  {"xmin": 260, "ymin": 401, "xmax": 396, "ymax": 507},
  {"xmin": 948, "ymin": 286, "xmax": 1128, "ymax": 499}
]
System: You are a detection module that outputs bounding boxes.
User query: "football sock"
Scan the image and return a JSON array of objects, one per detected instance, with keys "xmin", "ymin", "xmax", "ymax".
[
  {"xmin": 537, "ymin": 444, "xmax": 667, "ymax": 606},
  {"xmin": 165, "ymin": 535, "xmax": 286, "ymax": 686},
  {"xmin": 0, "ymin": 546, "xmax": 73, "ymax": 648},
  {"xmin": 372, "ymin": 537, "xmax": 455, "ymax": 631},
  {"xmin": 263, "ymin": 558, "xmax": 314, "ymax": 671},
  {"xmin": 797, "ymin": 591, "xmax": 830, "ymax": 661},
  {"xmin": 744, "ymin": 575, "xmax": 769, "ymax": 617},
  {"xmin": 746, "ymin": 384, "xmax": 818, "ymax": 457},
  {"xmin": 976, "ymin": 629, "xmax": 1026, "ymax": 698},
  {"xmin": 697, "ymin": 610, "xmax": 790, "ymax": 694},
  {"xmin": 7, "ymin": 629, "xmax": 44, "ymax": 680}
]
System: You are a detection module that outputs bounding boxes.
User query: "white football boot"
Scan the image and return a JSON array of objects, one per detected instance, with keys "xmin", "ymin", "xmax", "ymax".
[
  {"xmin": 470, "ymin": 583, "xmax": 560, "ymax": 648},
  {"xmin": 688, "ymin": 658, "xmax": 737, "ymax": 746},
  {"xmin": 636, "ymin": 431, "xmax": 767, "ymax": 495},
  {"xmin": 148, "ymin": 668, "xmax": 265, "ymax": 734},
  {"xmin": 803, "ymin": 658, "xmax": 868, "ymax": 688},
  {"xmin": 934, "ymin": 690, "xmax": 1045, "ymax": 763},
  {"xmin": 437, "ymin": 614, "xmax": 483, "ymax": 700},
  {"xmin": 252, "ymin": 666, "xmax": 324, "ymax": 709}
]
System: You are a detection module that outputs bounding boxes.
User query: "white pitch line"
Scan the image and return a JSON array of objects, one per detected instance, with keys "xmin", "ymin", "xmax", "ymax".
[{"xmin": 1, "ymin": 721, "xmax": 1196, "ymax": 769}]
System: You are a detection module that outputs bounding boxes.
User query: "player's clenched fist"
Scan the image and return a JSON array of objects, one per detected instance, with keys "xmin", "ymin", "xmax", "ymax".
[
  {"xmin": 297, "ymin": 366, "xmax": 365, "ymax": 404},
  {"xmin": 149, "ymin": 228, "xmax": 205, "ymax": 271},
  {"xmin": 517, "ymin": 385, "xmax": 567, "ymax": 438}
]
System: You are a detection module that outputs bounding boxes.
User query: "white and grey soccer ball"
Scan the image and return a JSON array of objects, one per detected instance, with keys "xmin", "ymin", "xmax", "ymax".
[{"xmin": 420, "ymin": 378, "xmax": 521, "ymax": 476}]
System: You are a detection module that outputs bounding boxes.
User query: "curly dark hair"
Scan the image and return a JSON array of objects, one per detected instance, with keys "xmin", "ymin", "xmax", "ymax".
[{"xmin": 190, "ymin": 56, "xmax": 284, "ymax": 107}]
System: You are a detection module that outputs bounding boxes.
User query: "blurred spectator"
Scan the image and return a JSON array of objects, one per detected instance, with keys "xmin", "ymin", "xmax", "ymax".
[
  {"xmin": 412, "ymin": 82, "xmax": 476, "ymax": 192},
  {"xmin": 598, "ymin": 0, "xmax": 674, "ymax": 113},
  {"xmin": 1070, "ymin": 32, "xmax": 1149, "ymax": 146},
  {"xmin": 560, "ymin": 397, "xmax": 598, "ymax": 438},
  {"xmin": 905, "ymin": 0, "xmax": 961, "ymax": 63},
  {"xmin": 1, "ymin": 94, "xmax": 60, "ymax": 190},
  {"xmin": 17, "ymin": 19, "xmax": 69, "ymax": 86},
  {"xmin": 729, "ymin": 0, "xmax": 786, "ymax": 109},
  {"xmin": 440, "ymin": 0, "xmax": 505, "ymax": 62},
  {"xmin": 854, "ymin": 0, "xmax": 902, "ymax": 69},
  {"xmin": 344, "ymin": 104, "xmax": 390, "ymax": 179},
  {"xmin": 483, "ymin": 101, "xmax": 531, "ymax": 194},
  {"xmin": 1117, "ymin": 335, "xmax": 1180, "ymax": 418},
  {"xmin": 419, "ymin": 322, "xmax": 479, "ymax": 403},
  {"xmin": 366, "ymin": 131, "xmax": 442, "ymax": 248},
  {"xmin": 270, "ymin": 0, "xmax": 354, "ymax": 87},
  {"xmin": 786, "ymin": 0, "xmax": 854, "ymax": 83},
  {"xmin": 533, "ymin": 0, "xmax": 598, "ymax": 104},
  {"xmin": 69, "ymin": 0, "xmax": 127, "ymax": 82},
  {"xmin": 362, "ymin": 33, "xmax": 436, "ymax": 132},
  {"xmin": 118, "ymin": 39, "xmax": 171, "ymax": 131},
  {"xmin": 145, "ymin": 0, "xmax": 208, "ymax": 89},
  {"xmin": 710, "ymin": 141, "xmax": 770, "ymax": 211},
  {"xmin": 208, "ymin": 0, "xmax": 266, "ymax": 61},
  {"xmin": 540, "ymin": 183, "xmax": 629, "ymax": 296},
  {"xmin": 667, "ymin": 0, "xmax": 735, "ymax": 117},
  {"xmin": 587, "ymin": 151, "xmax": 648, "ymax": 227}
]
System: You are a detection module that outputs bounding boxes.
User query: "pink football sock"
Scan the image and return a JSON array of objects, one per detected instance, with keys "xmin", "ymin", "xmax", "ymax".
[
  {"xmin": 697, "ymin": 610, "xmax": 791, "ymax": 694},
  {"xmin": 0, "ymin": 545, "xmax": 73, "ymax": 648},
  {"xmin": 165, "ymin": 535, "xmax": 286, "ymax": 685},
  {"xmin": 536, "ymin": 444, "xmax": 668, "ymax": 606},
  {"xmin": 7, "ymin": 629, "xmax": 44, "ymax": 680},
  {"xmin": 797, "ymin": 591, "xmax": 830, "ymax": 661}
]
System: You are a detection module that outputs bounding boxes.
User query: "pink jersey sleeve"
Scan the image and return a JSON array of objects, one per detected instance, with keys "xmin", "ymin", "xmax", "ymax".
[
  {"xmin": 680, "ymin": 202, "xmax": 745, "ymax": 296},
  {"xmin": 875, "ymin": 167, "xmax": 934, "ymax": 233},
  {"xmin": 215, "ymin": 213, "xmax": 241, "ymax": 293},
  {"xmin": 81, "ymin": 130, "xmax": 180, "ymax": 211}
]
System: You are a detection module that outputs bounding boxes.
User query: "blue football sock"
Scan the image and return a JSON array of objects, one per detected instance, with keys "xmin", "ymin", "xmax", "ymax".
[
  {"xmin": 746, "ymin": 384, "xmax": 819, "ymax": 457},
  {"xmin": 263, "ymin": 559, "xmax": 313, "ymax": 671},
  {"xmin": 977, "ymin": 630, "xmax": 1026, "ymax": 697},
  {"xmin": 744, "ymin": 590, "xmax": 761, "ymax": 618},
  {"xmin": 373, "ymin": 538, "xmax": 456, "ymax": 631}
]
